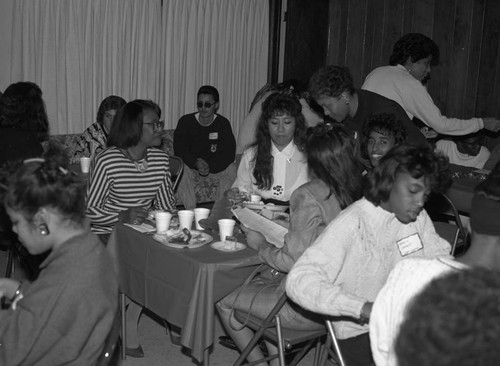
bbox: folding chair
[319,320,346,366]
[96,307,121,366]
[168,155,184,191]
[232,292,326,366]
[425,192,469,256]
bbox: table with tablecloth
[107,223,260,364]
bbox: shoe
[125,345,144,358]
[163,320,182,346]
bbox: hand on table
[483,117,500,132]
[225,188,248,205]
[0,278,21,300]
[119,206,149,225]
[240,224,269,251]
[196,158,210,177]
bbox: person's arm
[173,116,199,169]
[285,218,367,318]
[259,185,340,273]
[153,158,177,211]
[85,156,121,227]
[400,78,482,136]
[207,117,236,173]
[418,209,453,257]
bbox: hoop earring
[39,224,49,236]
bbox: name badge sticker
[209,132,218,140]
[397,233,423,257]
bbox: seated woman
[230,92,310,204]
[217,123,364,365]
[286,144,453,366]
[362,113,407,169]
[308,65,427,147]
[435,131,491,169]
[73,95,126,161]
[86,99,176,357]
[0,145,118,365]
[362,33,500,136]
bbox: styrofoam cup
[155,211,172,233]
[250,194,262,204]
[194,208,211,230]
[80,157,91,173]
[178,210,194,230]
[218,219,236,242]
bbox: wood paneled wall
[283,0,500,119]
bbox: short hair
[0,81,49,141]
[389,33,440,66]
[107,99,161,149]
[308,65,356,100]
[252,92,307,190]
[96,95,126,125]
[306,123,363,208]
[364,144,451,205]
[3,143,85,224]
[361,113,407,159]
[197,85,220,103]
[395,268,500,366]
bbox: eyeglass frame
[197,101,217,109]
[143,120,165,132]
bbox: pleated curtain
[9,0,269,135]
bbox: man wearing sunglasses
[174,85,236,209]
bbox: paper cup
[155,211,172,233]
[218,219,236,242]
[250,194,262,204]
[178,210,194,230]
[194,208,211,230]
[80,157,91,173]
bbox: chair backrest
[425,192,469,255]
[95,308,121,366]
[168,155,184,191]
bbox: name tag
[209,132,218,140]
[397,233,423,257]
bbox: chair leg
[120,293,127,360]
[275,315,286,366]
[326,321,346,366]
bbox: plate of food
[153,228,213,249]
[211,240,247,252]
[242,202,288,212]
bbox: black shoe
[125,345,144,358]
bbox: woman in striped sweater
[86,99,176,357]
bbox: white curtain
[160,0,269,132]
[8,0,268,136]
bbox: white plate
[243,202,288,212]
[211,241,247,252]
[153,230,213,249]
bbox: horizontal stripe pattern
[86,146,176,233]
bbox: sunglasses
[197,102,216,109]
[143,120,165,132]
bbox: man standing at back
[174,85,236,209]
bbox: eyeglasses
[197,102,216,109]
[144,120,165,132]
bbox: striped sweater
[86,146,176,234]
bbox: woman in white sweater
[286,144,453,366]
[362,33,500,136]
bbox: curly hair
[3,142,85,224]
[308,65,356,100]
[395,268,500,366]
[107,99,161,149]
[0,81,49,141]
[361,113,407,160]
[306,123,363,208]
[252,92,307,190]
[364,144,451,205]
[96,95,126,126]
[389,33,440,66]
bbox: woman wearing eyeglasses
[86,99,175,357]
[174,85,236,209]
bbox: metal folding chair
[320,320,346,366]
[168,155,184,191]
[232,292,326,366]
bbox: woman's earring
[344,99,349,105]
[39,224,50,236]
